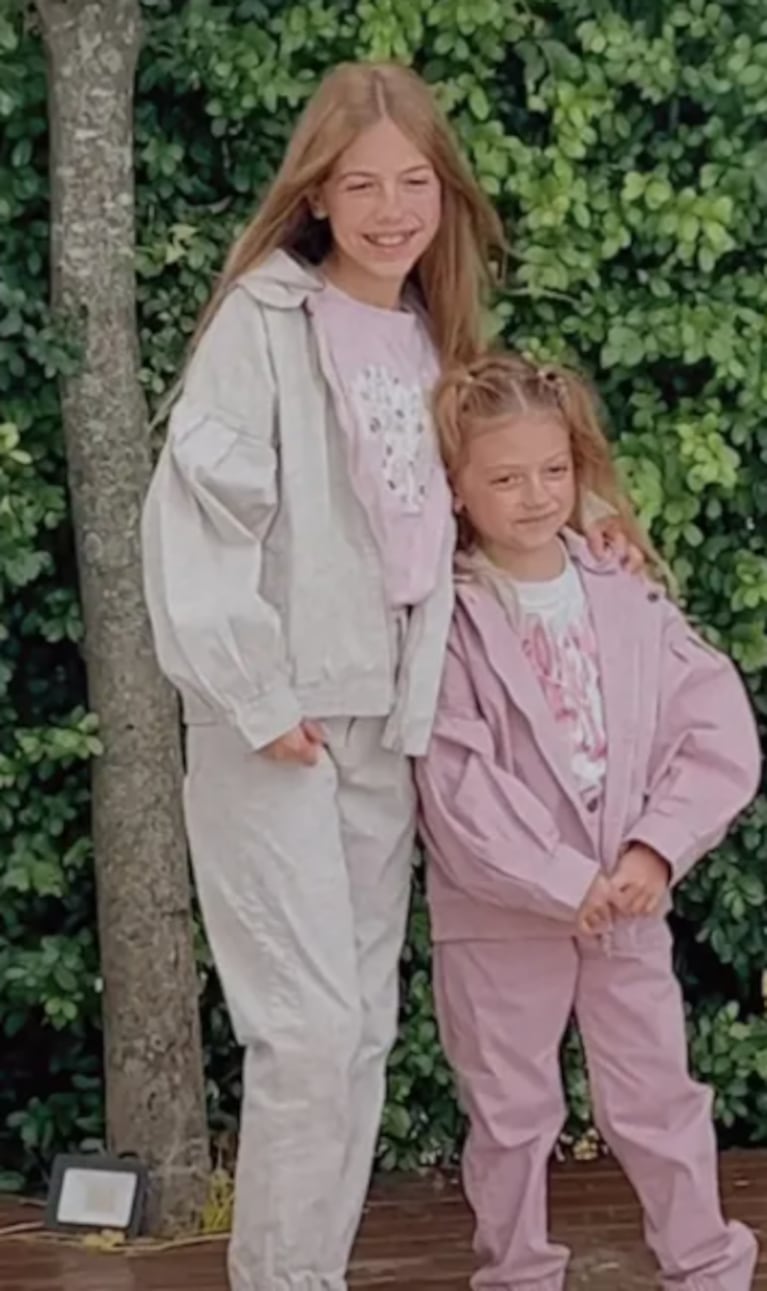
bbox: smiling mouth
[363,232,419,249]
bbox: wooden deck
[1,1152,765,1289]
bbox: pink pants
[434,920,757,1291]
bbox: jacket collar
[454,536,640,853]
[455,528,622,589]
[236,249,426,318]
[237,250,323,310]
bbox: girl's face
[317,117,442,306]
[454,411,577,570]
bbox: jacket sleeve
[141,285,302,751]
[626,599,761,884]
[414,632,601,922]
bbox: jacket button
[586,799,599,813]
[647,590,660,602]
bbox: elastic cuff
[546,845,602,919]
[625,813,699,885]
[659,1220,758,1291]
[234,684,303,752]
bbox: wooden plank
[0,1152,764,1289]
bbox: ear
[309,187,327,220]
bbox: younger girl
[142,63,640,1291]
[417,354,760,1291]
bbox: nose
[522,474,549,508]
[375,181,405,222]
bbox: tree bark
[34,0,210,1234]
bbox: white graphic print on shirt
[485,552,608,801]
[350,363,434,514]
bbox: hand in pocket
[262,721,326,766]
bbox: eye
[546,464,570,478]
[491,473,522,488]
[406,176,430,188]
[345,181,374,193]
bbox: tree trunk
[34,0,210,1234]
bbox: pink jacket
[416,536,761,942]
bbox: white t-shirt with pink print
[484,549,608,803]
[308,280,452,609]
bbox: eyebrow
[487,452,571,471]
[336,164,434,181]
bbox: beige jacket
[141,251,455,756]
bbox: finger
[614,881,643,914]
[612,877,640,896]
[586,918,608,936]
[624,544,645,574]
[607,883,626,910]
[577,909,598,934]
[586,526,608,560]
[609,883,634,914]
[302,720,326,744]
[280,735,316,765]
[626,889,649,916]
[633,889,652,915]
[610,531,630,563]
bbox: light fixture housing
[44,1153,147,1237]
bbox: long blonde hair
[434,352,665,579]
[192,62,505,366]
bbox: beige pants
[184,717,416,1291]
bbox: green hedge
[2,0,767,1191]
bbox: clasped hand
[577,844,671,936]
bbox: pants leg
[184,723,362,1291]
[433,937,579,1291]
[331,718,417,1268]
[576,920,758,1291]
[184,718,416,1290]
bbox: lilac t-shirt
[308,281,452,608]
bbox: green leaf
[468,86,490,121]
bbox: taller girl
[141,62,635,1291]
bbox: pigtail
[551,366,670,588]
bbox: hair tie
[537,365,567,405]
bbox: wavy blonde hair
[190,61,505,366]
[434,352,665,579]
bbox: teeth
[366,234,412,247]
